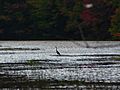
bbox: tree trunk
[78,24,90,48]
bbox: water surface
[0,41,120,89]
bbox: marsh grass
[26,60,40,66]
[1,60,120,89]
[1,75,120,89]
[112,56,120,61]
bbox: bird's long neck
[56,47,57,51]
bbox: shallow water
[0,41,120,89]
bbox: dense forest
[0,0,120,40]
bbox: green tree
[27,0,60,39]
[106,0,120,40]
[109,8,120,40]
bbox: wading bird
[55,47,61,56]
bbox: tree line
[0,0,119,40]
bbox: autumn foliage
[80,9,97,24]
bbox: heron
[55,47,61,56]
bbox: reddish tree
[81,0,97,24]
[113,33,120,37]
[83,0,92,4]
[80,9,97,24]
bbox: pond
[0,41,120,89]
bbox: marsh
[0,41,120,89]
